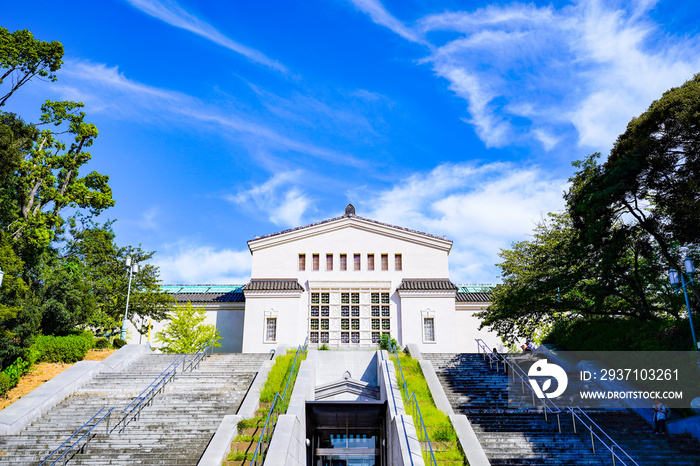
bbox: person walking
[652,399,669,434]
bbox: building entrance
[306,402,386,466]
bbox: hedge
[33,334,93,363]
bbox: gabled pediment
[315,377,381,401]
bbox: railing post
[590,426,595,453]
[572,410,576,433]
[556,413,561,433]
[611,445,616,465]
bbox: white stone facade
[148,207,503,353]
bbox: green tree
[155,302,221,353]
[567,74,700,304]
[0,27,63,107]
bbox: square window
[341,332,349,344]
[340,254,347,271]
[310,319,319,330]
[341,306,349,317]
[310,332,319,343]
[326,253,333,271]
[321,306,329,317]
[381,254,388,271]
[395,254,402,271]
[372,319,380,330]
[351,332,360,344]
[382,319,390,330]
[321,319,329,330]
[351,306,359,317]
[354,254,361,271]
[371,306,379,317]
[311,293,319,304]
[265,318,277,342]
[423,318,435,342]
[313,254,319,271]
[311,306,319,317]
[321,293,330,304]
[351,319,359,330]
[351,293,360,304]
[299,254,306,271]
[367,254,374,271]
[341,319,349,330]
[321,332,329,343]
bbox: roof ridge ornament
[345,203,355,216]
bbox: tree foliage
[480,75,700,346]
[155,302,221,354]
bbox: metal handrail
[475,339,562,418]
[250,337,308,465]
[474,339,639,465]
[568,406,640,466]
[387,340,437,466]
[182,338,215,372]
[110,353,186,433]
[384,359,415,466]
[39,406,115,466]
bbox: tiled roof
[397,279,458,291]
[243,279,304,291]
[161,285,245,303]
[249,213,451,244]
[455,284,495,303]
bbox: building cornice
[248,216,452,253]
[308,280,392,290]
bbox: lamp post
[669,256,698,350]
[120,256,139,341]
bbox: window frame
[381,254,389,271]
[265,317,277,343]
[394,253,402,271]
[299,253,306,271]
[312,254,320,271]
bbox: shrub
[94,338,109,349]
[0,373,10,397]
[34,334,92,363]
[318,344,330,351]
[112,338,127,349]
[379,334,399,351]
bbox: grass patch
[259,349,305,402]
[395,354,467,464]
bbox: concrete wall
[242,293,303,353]
[399,292,460,353]
[0,344,149,435]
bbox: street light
[669,256,697,350]
[120,256,139,341]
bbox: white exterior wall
[241,291,304,353]
[455,304,505,352]
[398,292,460,353]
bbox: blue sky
[3,0,699,284]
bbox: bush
[0,373,10,397]
[112,338,127,349]
[34,334,92,363]
[379,334,399,351]
[94,338,109,349]
[544,316,694,351]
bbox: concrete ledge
[197,414,242,466]
[418,360,454,417]
[0,344,149,435]
[451,414,492,466]
[238,359,274,418]
[407,343,423,361]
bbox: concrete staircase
[425,353,700,466]
[0,352,270,466]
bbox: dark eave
[243,279,304,291]
[397,279,458,291]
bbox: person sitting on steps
[653,398,669,434]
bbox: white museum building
[150,204,500,353]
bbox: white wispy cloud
[359,162,567,283]
[348,0,426,44]
[124,0,287,73]
[55,60,361,167]
[153,242,251,284]
[360,0,700,151]
[226,170,312,228]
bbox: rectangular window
[351,319,360,330]
[351,293,360,304]
[423,318,435,342]
[312,254,320,271]
[311,293,319,304]
[372,319,380,330]
[310,319,319,330]
[321,319,329,330]
[351,306,360,317]
[340,254,347,271]
[382,319,390,330]
[341,306,349,317]
[311,306,319,317]
[372,332,380,343]
[367,254,374,271]
[395,254,402,271]
[381,254,389,271]
[266,318,277,342]
[310,332,319,344]
[321,306,329,317]
[371,293,379,304]
[371,306,379,317]
[381,293,389,304]
[321,293,330,304]
[321,332,329,343]
[341,293,349,304]
[341,319,349,330]
[381,306,390,317]
[354,254,361,271]
[351,332,360,343]
[341,332,350,344]
[326,254,333,271]
[299,254,306,271]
